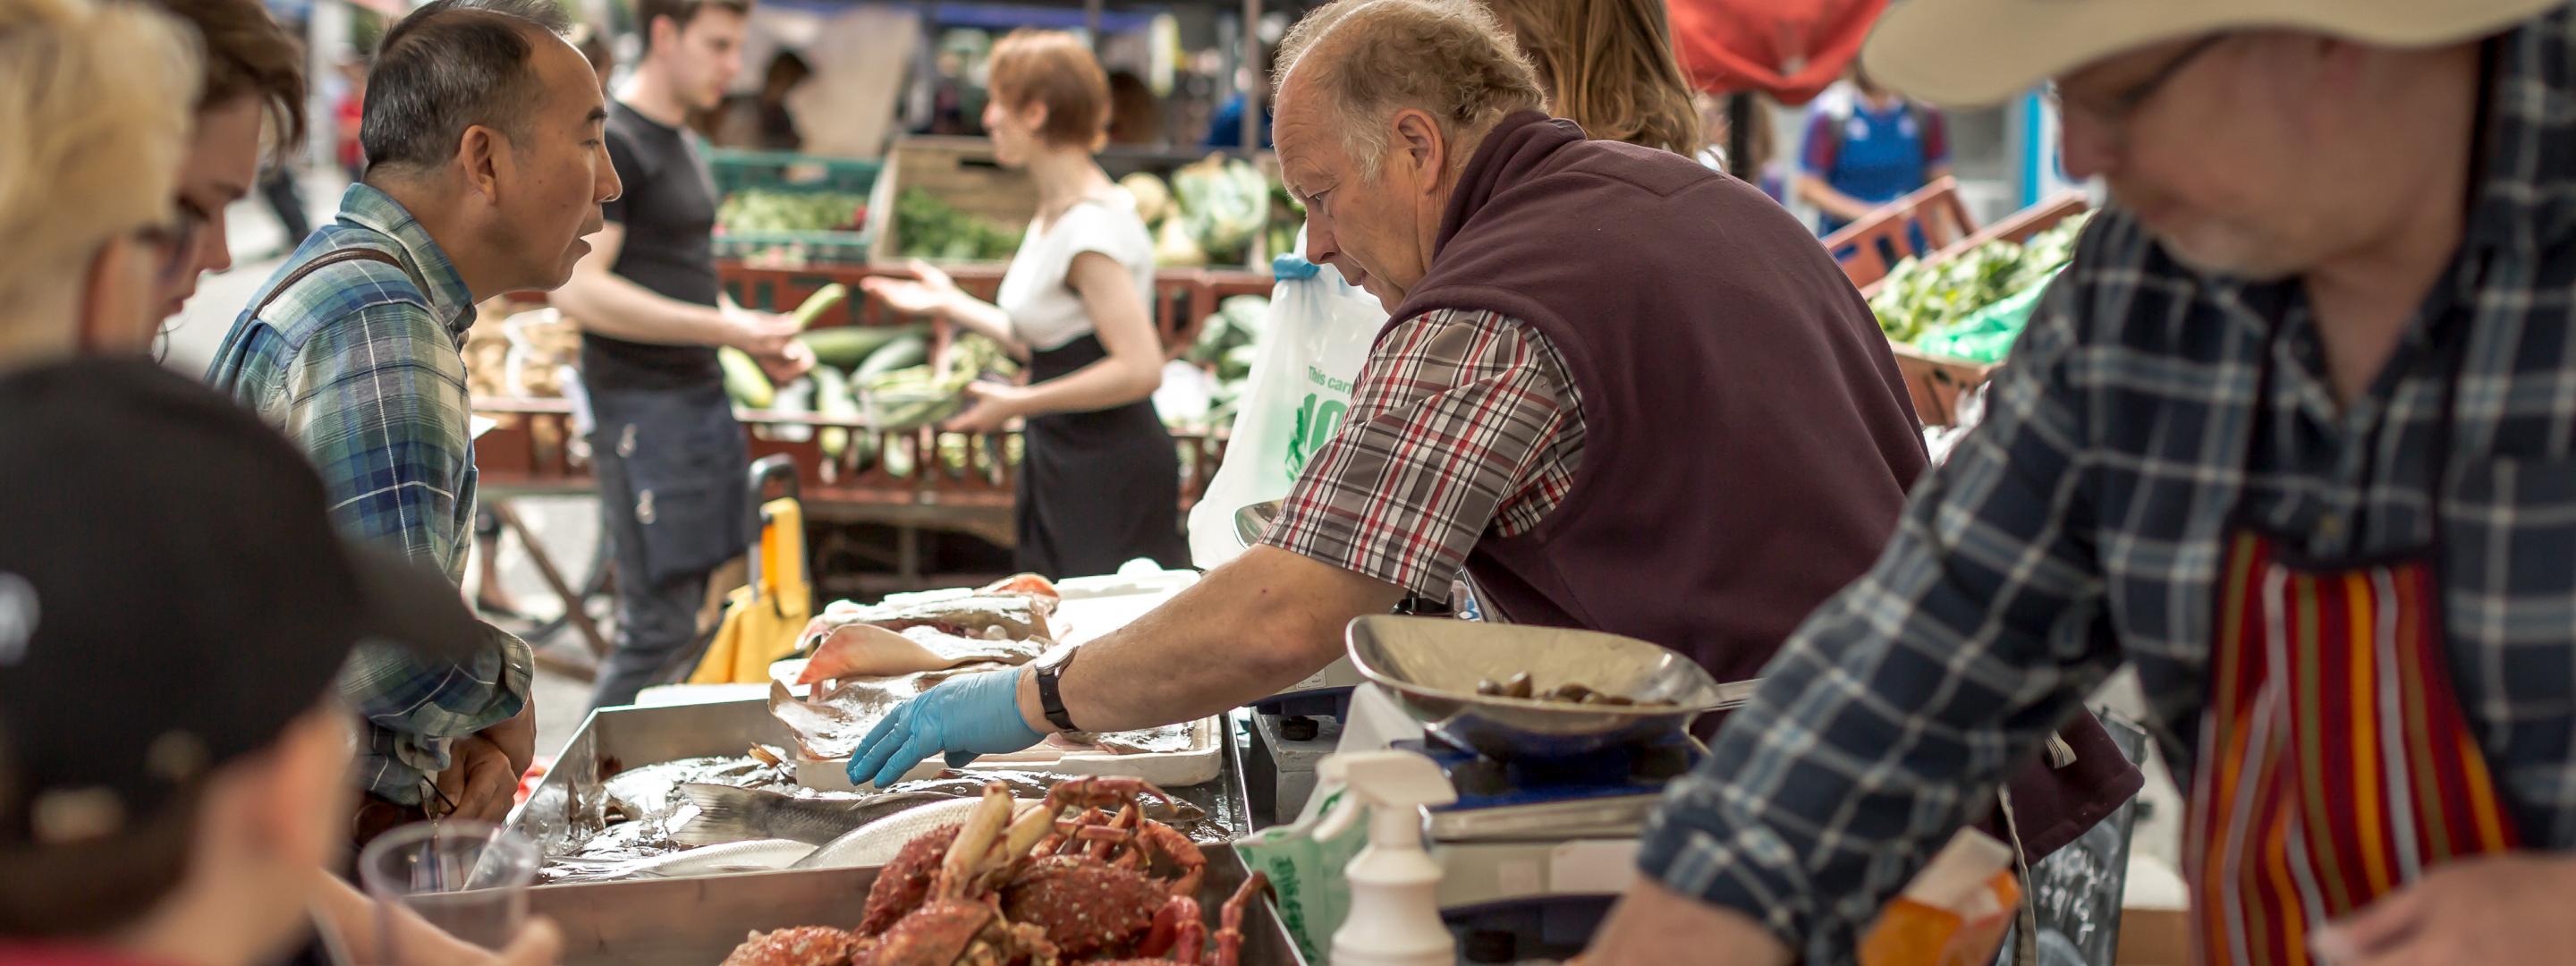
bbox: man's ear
[460,124,506,205]
[650,14,679,56]
[1389,108,1445,194]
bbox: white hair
[1275,0,1546,180]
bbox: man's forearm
[555,269,738,348]
[1798,176,1879,224]
[1013,547,1401,733]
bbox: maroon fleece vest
[1391,112,1926,683]
[1387,113,2140,860]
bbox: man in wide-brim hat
[1585,1,2576,963]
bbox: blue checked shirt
[206,184,531,807]
[1643,13,2576,961]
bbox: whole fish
[673,784,959,847]
[600,754,788,824]
[551,837,817,879]
[790,796,1040,870]
[884,771,1209,826]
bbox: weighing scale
[1338,615,1760,962]
[1232,499,1449,824]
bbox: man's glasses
[132,198,209,285]
[2046,35,2227,139]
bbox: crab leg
[934,783,1015,900]
[1093,803,1143,862]
[1214,873,1269,966]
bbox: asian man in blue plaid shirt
[205,0,621,837]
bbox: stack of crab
[719,777,1267,966]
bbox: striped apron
[2186,336,2518,966]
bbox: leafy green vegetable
[894,189,1021,262]
[1868,212,2093,344]
[718,190,869,234]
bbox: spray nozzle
[1312,750,1456,844]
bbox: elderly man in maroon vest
[841,0,2137,863]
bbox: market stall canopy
[1668,0,1884,104]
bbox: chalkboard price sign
[2017,714,2148,966]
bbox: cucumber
[853,333,932,382]
[786,284,848,330]
[797,322,928,369]
[813,366,858,459]
[718,347,775,408]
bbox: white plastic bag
[1186,242,1387,567]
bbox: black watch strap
[1036,651,1079,733]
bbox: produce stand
[1824,176,1978,291]
[709,149,884,265]
[1849,190,2092,428]
[513,697,1292,965]
[866,136,1285,273]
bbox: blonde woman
[1484,0,1702,156]
[0,0,199,369]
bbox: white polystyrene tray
[780,568,1219,791]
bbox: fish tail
[672,783,775,846]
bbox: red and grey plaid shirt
[1258,308,1583,597]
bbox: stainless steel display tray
[512,699,1285,964]
[508,697,1255,874]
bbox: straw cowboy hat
[1862,0,2566,106]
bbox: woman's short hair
[987,29,1112,150]
[0,0,198,319]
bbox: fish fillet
[796,623,1047,683]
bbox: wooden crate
[867,136,1036,267]
[1872,191,2093,427]
[1825,176,1978,291]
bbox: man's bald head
[1273,0,1545,180]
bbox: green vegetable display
[1868,212,2093,346]
[786,284,847,329]
[813,366,857,459]
[894,189,1021,262]
[718,347,774,408]
[717,190,869,234]
[852,332,932,382]
[797,323,929,369]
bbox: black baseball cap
[0,359,479,846]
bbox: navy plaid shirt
[1643,13,2576,960]
[206,185,531,806]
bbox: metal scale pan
[1345,615,1757,759]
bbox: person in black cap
[0,358,559,966]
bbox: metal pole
[1239,0,1260,153]
[1725,92,1754,178]
[1084,0,1102,46]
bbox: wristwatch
[1031,647,1080,733]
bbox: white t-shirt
[996,192,1157,352]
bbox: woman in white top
[861,30,1184,578]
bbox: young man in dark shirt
[553,0,809,709]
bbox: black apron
[1014,334,1187,577]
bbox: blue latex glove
[844,669,1046,788]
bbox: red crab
[857,782,1060,966]
[1086,874,1269,966]
[861,776,1208,962]
[719,926,868,966]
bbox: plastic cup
[359,822,538,958]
